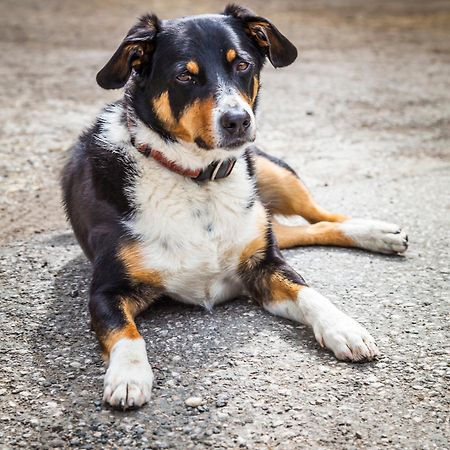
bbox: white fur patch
[340,219,408,254]
[264,287,379,361]
[103,338,154,409]
[127,153,264,307]
[96,103,130,151]
[98,103,264,308]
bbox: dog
[62,4,408,410]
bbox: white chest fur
[126,155,263,307]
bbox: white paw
[341,219,408,254]
[103,338,153,409]
[313,312,379,362]
[266,287,380,362]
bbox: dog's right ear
[96,14,160,90]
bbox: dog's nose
[220,110,251,136]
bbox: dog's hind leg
[238,220,379,361]
[254,148,347,223]
[253,148,408,254]
[89,237,164,410]
[272,219,408,254]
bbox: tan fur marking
[178,97,215,147]
[240,233,266,267]
[255,156,348,223]
[273,220,355,250]
[153,91,174,127]
[102,298,141,356]
[186,60,200,75]
[270,273,304,302]
[240,76,259,109]
[239,212,269,268]
[103,323,140,355]
[153,91,215,147]
[252,76,259,104]
[226,49,237,63]
[240,91,252,107]
[119,242,164,287]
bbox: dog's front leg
[264,285,379,361]
[88,243,165,410]
[89,283,155,409]
[239,237,379,361]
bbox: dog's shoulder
[62,101,139,221]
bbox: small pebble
[185,396,204,407]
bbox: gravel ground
[1,0,449,449]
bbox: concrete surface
[1,0,449,448]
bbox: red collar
[124,101,236,182]
[135,142,236,182]
[134,143,203,178]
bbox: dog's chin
[192,134,255,153]
[218,135,255,151]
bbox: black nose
[220,110,251,136]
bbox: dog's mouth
[194,136,252,151]
[223,138,254,149]
[218,133,256,150]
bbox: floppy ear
[224,4,297,68]
[96,14,160,89]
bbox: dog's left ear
[224,4,297,68]
[96,14,160,89]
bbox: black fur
[62,106,138,259]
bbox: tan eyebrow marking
[226,49,237,63]
[252,75,259,104]
[186,60,200,74]
[239,75,260,108]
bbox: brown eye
[176,72,192,83]
[236,61,250,72]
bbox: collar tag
[210,161,223,181]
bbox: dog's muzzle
[219,108,254,148]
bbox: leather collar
[124,100,236,182]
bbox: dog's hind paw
[340,219,408,254]
[103,338,153,409]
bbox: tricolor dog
[62,4,408,409]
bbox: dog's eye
[236,61,250,72]
[176,72,192,83]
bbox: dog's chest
[127,158,261,306]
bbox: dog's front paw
[103,338,153,409]
[341,219,408,254]
[313,313,379,362]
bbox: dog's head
[97,4,297,151]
